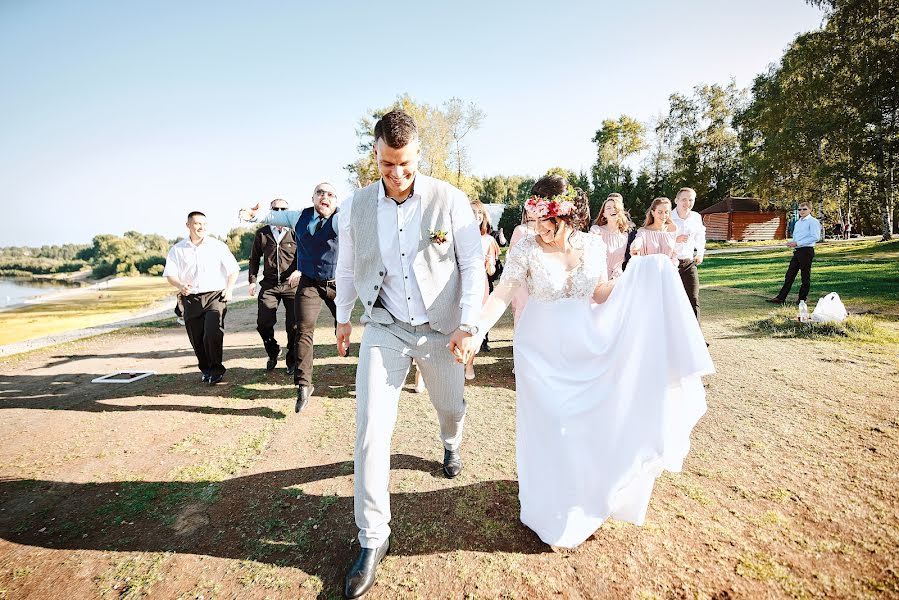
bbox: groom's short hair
[374,110,418,149]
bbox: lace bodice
[501,231,608,302]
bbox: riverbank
[0,277,177,348]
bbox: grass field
[701,238,899,314]
[0,277,174,346]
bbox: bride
[459,175,713,548]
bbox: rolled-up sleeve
[449,190,486,326]
[335,195,357,324]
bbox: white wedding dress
[476,231,713,548]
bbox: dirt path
[0,291,897,599]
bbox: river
[0,278,77,308]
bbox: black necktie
[315,218,325,234]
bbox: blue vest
[295,207,339,280]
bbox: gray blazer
[348,175,481,334]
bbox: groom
[334,109,484,598]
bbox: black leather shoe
[208,373,224,385]
[443,448,462,478]
[344,538,390,599]
[286,364,296,376]
[266,347,282,371]
[765,297,786,304]
[295,385,313,413]
[201,373,211,383]
[480,338,491,353]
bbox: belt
[301,274,336,284]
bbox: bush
[147,264,165,276]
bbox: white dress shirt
[672,210,706,261]
[162,237,239,293]
[336,177,483,327]
[271,225,288,244]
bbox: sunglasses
[271,207,287,211]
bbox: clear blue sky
[0,0,824,246]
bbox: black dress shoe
[266,347,282,371]
[344,538,390,599]
[443,447,462,478]
[286,364,296,376]
[201,373,211,383]
[208,373,224,385]
[480,338,491,353]
[295,385,314,413]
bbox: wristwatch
[458,324,479,335]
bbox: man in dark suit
[248,198,299,372]
[239,183,340,413]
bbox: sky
[0,0,825,247]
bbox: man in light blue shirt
[767,202,822,304]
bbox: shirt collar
[378,174,425,204]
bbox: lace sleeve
[475,240,529,336]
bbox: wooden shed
[700,197,787,241]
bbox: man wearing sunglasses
[248,198,299,373]
[767,201,821,304]
[239,183,340,413]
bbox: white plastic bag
[811,292,848,323]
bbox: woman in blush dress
[630,197,679,266]
[457,175,713,548]
[589,193,633,280]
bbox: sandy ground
[0,289,897,599]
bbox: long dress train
[477,231,713,548]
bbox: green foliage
[738,0,899,239]
[226,226,259,261]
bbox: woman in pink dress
[630,197,679,265]
[589,193,632,280]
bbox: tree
[592,116,646,190]
[444,97,486,186]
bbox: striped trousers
[354,319,466,548]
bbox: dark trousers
[777,247,815,301]
[182,291,228,377]
[256,282,297,365]
[293,275,337,387]
[678,259,700,321]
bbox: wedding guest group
[247,197,298,373]
[163,211,239,385]
[239,182,341,413]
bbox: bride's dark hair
[531,175,589,232]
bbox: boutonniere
[429,229,448,245]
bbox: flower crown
[524,186,578,219]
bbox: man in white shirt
[672,187,706,321]
[163,211,240,385]
[767,201,822,304]
[334,110,484,598]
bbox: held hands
[787,241,797,248]
[179,283,193,296]
[238,202,261,222]
[287,271,302,287]
[694,256,703,266]
[248,283,256,297]
[221,289,233,303]
[448,328,476,364]
[336,322,352,357]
